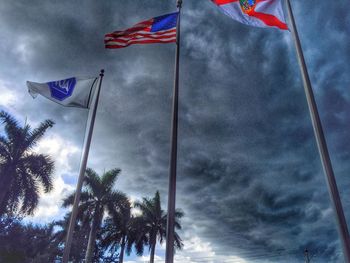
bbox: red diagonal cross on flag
[212,0,288,30]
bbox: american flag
[105,12,178,49]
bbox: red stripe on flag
[117,26,152,35]
[106,29,177,38]
[105,29,176,42]
[249,11,288,30]
[129,20,153,29]
[110,21,153,36]
[107,38,176,45]
[104,27,177,47]
[105,38,176,49]
[213,0,238,5]
[105,34,177,44]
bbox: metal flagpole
[165,1,182,263]
[62,69,105,263]
[285,1,350,262]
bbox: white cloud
[28,176,74,222]
[124,255,154,263]
[123,235,247,263]
[0,80,20,108]
[34,133,80,172]
[174,236,248,263]
[28,133,81,223]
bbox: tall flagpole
[62,69,105,263]
[165,1,182,263]
[286,1,350,262]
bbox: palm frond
[174,232,183,250]
[174,209,184,230]
[18,169,40,215]
[175,209,184,219]
[84,168,102,196]
[101,168,121,191]
[62,192,76,207]
[5,186,21,214]
[0,135,10,160]
[100,217,123,249]
[105,191,128,206]
[62,191,92,208]
[85,167,99,179]
[22,153,54,192]
[128,217,149,256]
[26,119,54,149]
[134,197,156,220]
[0,111,21,143]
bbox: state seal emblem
[240,0,256,14]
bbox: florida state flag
[211,0,288,30]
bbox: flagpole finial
[100,69,105,77]
[177,0,182,8]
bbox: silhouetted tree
[101,200,148,263]
[62,168,128,263]
[0,111,54,215]
[134,191,184,263]
[51,213,91,262]
[0,216,59,263]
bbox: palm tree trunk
[0,188,7,214]
[0,170,11,215]
[149,240,156,263]
[118,235,126,263]
[85,207,101,263]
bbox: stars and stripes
[212,0,288,30]
[105,12,178,49]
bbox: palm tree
[51,213,91,262]
[0,111,54,216]
[0,216,60,263]
[135,191,184,263]
[101,203,148,263]
[62,167,128,263]
[101,200,132,263]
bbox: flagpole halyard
[285,1,350,262]
[62,69,105,263]
[165,1,182,263]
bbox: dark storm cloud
[175,1,349,262]
[0,0,350,262]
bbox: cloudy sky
[1,0,350,262]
